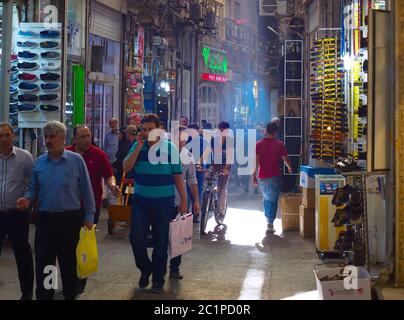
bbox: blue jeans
[130,201,173,284]
[258,177,281,225]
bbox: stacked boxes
[281,193,302,231]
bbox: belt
[38,210,82,217]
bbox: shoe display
[18,104,37,112]
[17,41,38,49]
[19,82,39,92]
[40,104,59,112]
[41,83,60,91]
[41,51,60,59]
[40,30,60,38]
[18,72,38,82]
[19,30,38,37]
[18,94,38,102]
[39,94,59,101]
[40,72,60,81]
[41,61,61,71]
[18,51,38,60]
[17,62,38,71]
[40,41,59,49]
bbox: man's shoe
[20,292,33,300]
[151,282,164,294]
[169,270,184,280]
[267,224,275,233]
[78,279,87,294]
[138,274,150,289]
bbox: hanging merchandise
[310,35,347,162]
[126,65,145,123]
[16,23,62,128]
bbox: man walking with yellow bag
[17,121,95,300]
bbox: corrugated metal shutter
[90,1,123,42]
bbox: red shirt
[256,138,288,179]
[66,144,114,209]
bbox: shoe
[18,73,38,82]
[19,30,38,37]
[17,62,38,71]
[40,104,59,112]
[10,54,18,63]
[20,293,33,301]
[18,104,37,112]
[267,224,275,233]
[10,73,18,83]
[10,97,18,105]
[11,66,18,74]
[39,94,59,101]
[18,94,38,102]
[10,87,18,95]
[151,282,164,294]
[18,51,38,60]
[78,279,87,294]
[17,41,38,49]
[19,82,39,92]
[40,41,59,49]
[40,72,60,81]
[9,104,18,115]
[138,274,150,289]
[169,270,184,280]
[40,30,60,38]
[41,61,61,71]
[41,51,60,59]
[41,83,60,91]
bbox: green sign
[202,47,228,75]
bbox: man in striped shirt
[123,114,187,294]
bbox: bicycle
[200,167,228,235]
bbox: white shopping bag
[169,213,193,259]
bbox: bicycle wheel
[214,194,228,225]
[200,192,212,235]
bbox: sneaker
[41,51,60,59]
[151,282,164,294]
[10,87,18,95]
[10,97,18,105]
[40,104,59,112]
[18,94,38,102]
[18,51,38,60]
[19,30,38,37]
[17,62,38,71]
[40,41,59,49]
[18,72,38,82]
[11,66,18,74]
[138,274,150,289]
[9,104,18,115]
[41,83,60,91]
[41,61,61,71]
[17,41,38,49]
[19,82,39,92]
[40,72,60,81]
[40,30,60,38]
[20,293,33,301]
[10,54,18,63]
[266,224,275,233]
[18,104,37,112]
[39,94,58,101]
[10,73,18,83]
[169,270,184,280]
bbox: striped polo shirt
[128,139,182,206]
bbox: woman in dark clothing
[113,126,131,185]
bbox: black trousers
[0,210,34,295]
[35,211,83,300]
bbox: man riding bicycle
[207,121,233,222]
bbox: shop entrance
[199,84,218,128]
[86,74,114,148]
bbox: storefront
[301,0,396,284]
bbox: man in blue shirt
[17,121,95,300]
[123,114,187,294]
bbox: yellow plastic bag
[76,226,98,279]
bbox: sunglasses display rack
[310,36,347,162]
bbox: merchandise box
[300,166,336,189]
[302,187,315,209]
[281,193,301,232]
[314,266,371,300]
[299,205,315,238]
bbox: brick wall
[395,0,404,286]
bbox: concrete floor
[0,186,323,300]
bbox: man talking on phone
[123,114,187,294]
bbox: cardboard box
[302,188,316,209]
[300,166,336,189]
[299,205,315,238]
[281,193,302,231]
[314,266,371,300]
